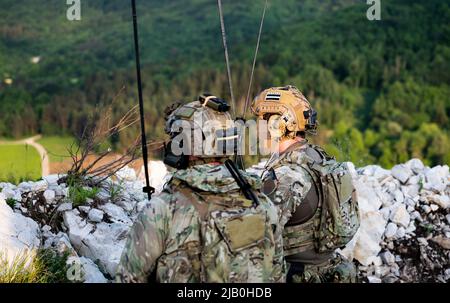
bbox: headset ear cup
[163,141,189,169]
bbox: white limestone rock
[428,194,450,209]
[57,203,73,212]
[389,204,410,228]
[384,223,398,238]
[380,251,396,265]
[0,198,40,263]
[99,203,132,226]
[405,159,425,174]
[43,189,56,204]
[31,180,48,192]
[78,222,129,277]
[88,209,104,223]
[63,210,94,250]
[67,256,108,283]
[391,164,413,184]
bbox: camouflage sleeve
[273,165,312,227]
[115,196,171,283]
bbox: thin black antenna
[131,0,154,200]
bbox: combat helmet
[251,85,318,139]
[163,94,238,169]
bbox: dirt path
[0,135,50,177]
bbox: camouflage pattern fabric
[261,143,358,283]
[289,255,358,283]
[115,163,285,283]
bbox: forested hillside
[0,0,449,167]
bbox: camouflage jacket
[115,163,285,283]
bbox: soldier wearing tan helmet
[251,85,360,283]
[116,94,285,283]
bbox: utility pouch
[213,212,266,253]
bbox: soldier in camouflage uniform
[116,95,285,283]
[251,85,360,283]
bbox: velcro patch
[265,93,281,101]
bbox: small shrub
[109,181,123,202]
[35,249,71,283]
[69,185,99,207]
[5,198,17,209]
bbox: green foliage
[5,198,17,209]
[69,185,99,207]
[108,181,123,202]
[0,249,70,283]
[35,249,71,283]
[0,0,449,167]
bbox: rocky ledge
[0,159,448,283]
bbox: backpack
[301,145,360,253]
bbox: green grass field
[0,144,41,183]
[37,136,77,163]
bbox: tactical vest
[158,178,284,283]
[265,144,360,265]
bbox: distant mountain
[0,0,449,167]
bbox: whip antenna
[217,0,236,117]
[131,0,154,200]
[243,0,269,117]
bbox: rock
[78,206,91,214]
[43,189,56,204]
[428,194,450,209]
[424,165,449,185]
[345,162,358,179]
[431,236,450,250]
[57,203,73,212]
[391,164,412,184]
[367,276,382,283]
[67,256,108,283]
[99,203,132,226]
[389,204,410,228]
[380,251,395,265]
[18,182,32,192]
[444,268,450,281]
[353,180,383,212]
[115,166,137,182]
[348,211,387,266]
[382,274,399,283]
[88,209,104,223]
[394,190,404,203]
[430,204,439,212]
[417,237,428,246]
[395,227,406,239]
[63,210,94,250]
[31,180,48,192]
[359,165,391,180]
[406,224,416,234]
[0,198,40,263]
[43,175,60,187]
[379,207,390,221]
[384,223,398,238]
[421,205,431,214]
[1,187,16,199]
[405,198,416,207]
[44,232,76,256]
[78,222,129,276]
[405,159,425,174]
[446,214,450,225]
